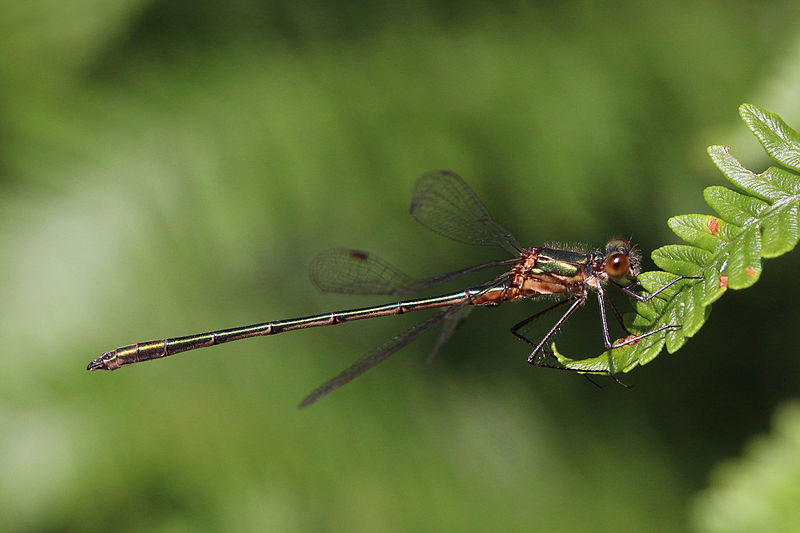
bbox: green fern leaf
[551,104,800,375]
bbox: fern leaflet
[552,104,800,374]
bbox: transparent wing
[310,249,417,295]
[298,308,454,408]
[298,273,510,408]
[426,306,473,363]
[310,248,518,296]
[410,170,521,255]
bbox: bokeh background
[2,1,800,531]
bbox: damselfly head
[603,238,640,279]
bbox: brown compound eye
[605,253,630,278]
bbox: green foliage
[553,104,800,373]
[691,401,800,533]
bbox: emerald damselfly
[88,171,692,407]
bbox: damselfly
[88,171,693,407]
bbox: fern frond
[552,104,800,374]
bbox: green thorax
[533,247,590,277]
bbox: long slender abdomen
[87,287,507,371]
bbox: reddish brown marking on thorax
[471,286,520,306]
[508,250,540,296]
[507,249,587,299]
[745,267,757,277]
[718,274,729,288]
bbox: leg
[600,283,684,349]
[510,297,574,346]
[511,294,632,387]
[515,292,631,386]
[595,285,677,350]
[511,296,590,370]
[609,323,683,348]
[613,275,702,303]
[596,285,614,349]
[605,297,630,335]
[606,275,703,348]
[522,295,586,364]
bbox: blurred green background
[2,1,800,531]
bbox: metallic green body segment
[534,248,588,277]
[92,287,507,370]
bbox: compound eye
[605,253,630,278]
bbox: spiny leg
[606,274,704,348]
[511,292,631,386]
[511,296,581,369]
[510,297,574,345]
[511,297,604,377]
[599,284,684,349]
[596,285,615,350]
[588,286,634,387]
[519,276,703,387]
[608,324,684,349]
[614,275,702,302]
[520,295,586,365]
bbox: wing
[298,308,454,408]
[409,170,521,255]
[298,273,511,408]
[310,248,517,296]
[310,249,417,295]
